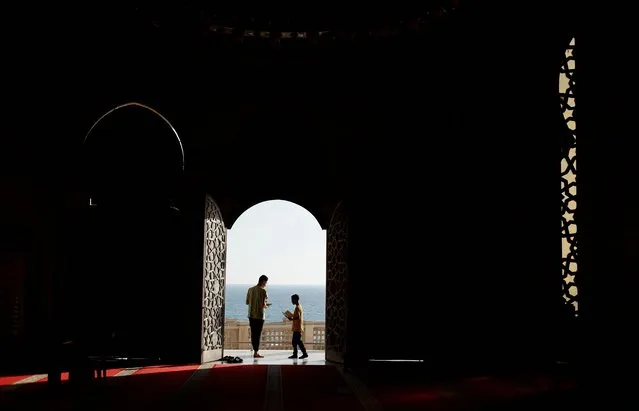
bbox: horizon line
[226,283,325,286]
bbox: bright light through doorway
[226,200,326,286]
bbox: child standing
[285,294,308,359]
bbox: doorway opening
[223,200,327,364]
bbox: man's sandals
[221,356,244,364]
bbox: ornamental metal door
[325,201,349,364]
[201,195,227,363]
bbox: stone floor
[217,350,325,365]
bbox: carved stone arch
[201,194,227,363]
[559,37,578,315]
[325,200,349,364]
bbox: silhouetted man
[246,275,270,358]
[285,294,308,359]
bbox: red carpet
[4,365,574,411]
[99,365,200,411]
[42,372,69,382]
[0,374,34,385]
[179,364,267,410]
[281,365,366,411]
[0,365,199,411]
[3,365,364,411]
[365,374,577,411]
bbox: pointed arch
[83,102,185,171]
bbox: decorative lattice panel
[201,195,227,362]
[560,38,578,314]
[325,201,349,363]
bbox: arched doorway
[222,200,326,360]
[201,198,348,364]
[66,102,185,362]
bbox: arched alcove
[64,102,188,362]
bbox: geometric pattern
[325,201,349,364]
[201,194,227,362]
[559,37,578,315]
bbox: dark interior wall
[578,24,636,385]
[61,189,205,364]
[0,177,60,372]
[0,228,28,340]
[347,14,571,369]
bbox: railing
[224,319,325,350]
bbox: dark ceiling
[0,2,574,184]
[104,2,460,32]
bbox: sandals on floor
[221,356,243,364]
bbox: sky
[226,200,326,285]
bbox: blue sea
[224,284,325,322]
